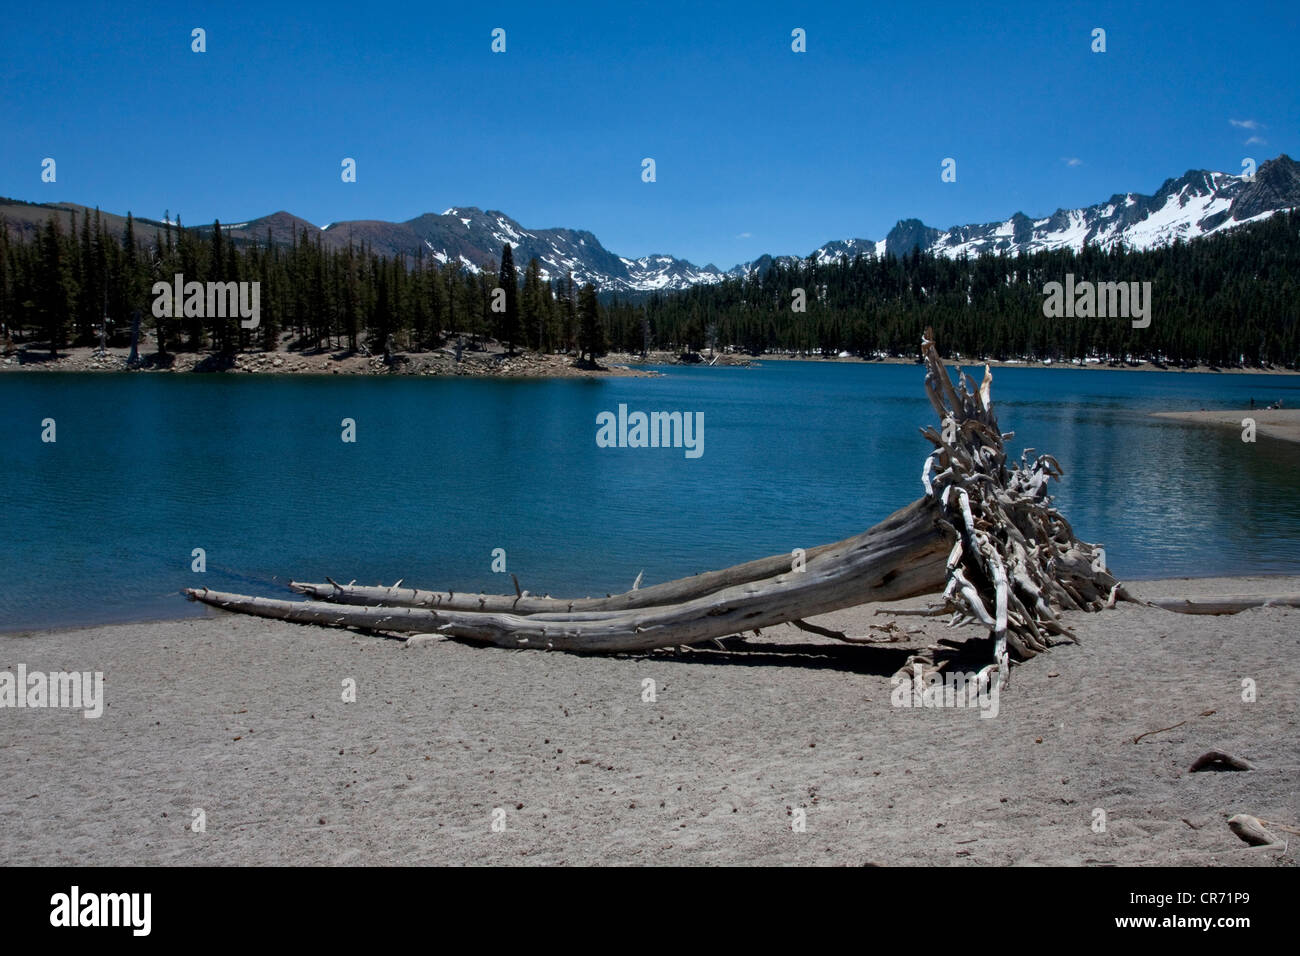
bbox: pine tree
[0,217,11,341]
[120,212,140,348]
[371,253,392,357]
[37,216,74,357]
[577,283,605,365]
[78,208,96,344]
[496,242,519,352]
[427,259,446,348]
[521,257,542,351]
[561,272,577,353]
[262,235,282,352]
[341,243,358,352]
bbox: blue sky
[2,0,1296,268]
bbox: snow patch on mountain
[237,157,1296,293]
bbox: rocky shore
[0,344,658,378]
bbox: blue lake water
[2,361,1299,632]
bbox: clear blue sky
[2,0,1295,268]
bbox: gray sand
[1153,408,1300,444]
[2,577,1297,866]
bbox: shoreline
[0,344,657,378]
[1152,408,1300,444]
[731,353,1300,375]
[4,344,1296,378]
[3,573,1296,866]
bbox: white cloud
[735,232,751,239]
[1245,135,1267,145]
[1062,157,1083,167]
[1230,118,1263,130]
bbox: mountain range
[4,154,1298,293]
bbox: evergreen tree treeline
[0,212,599,361]
[626,210,1300,367]
[2,208,1297,367]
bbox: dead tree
[186,329,1131,694]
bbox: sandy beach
[1153,408,1300,444]
[2,576,1296,866]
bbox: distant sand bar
[1152,408,1300,444]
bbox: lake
[3,361,1299,632]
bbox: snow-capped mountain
[202,207,732,293]
[916,156,1300,259]
[12,156,1294,293]
[413,154,1295,286]
[729,238,884,279]
[761,154,1299,272]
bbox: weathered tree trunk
[189,498,952,652]
[286,532,854,614]
[185,329,1132,692]
[1146,596,1300,615]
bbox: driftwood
[1227,814,1280,847]
[185,329,1133,691]
[186,498,951,653]
[1147,596,1300,615]
[1189,750,1253,772]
